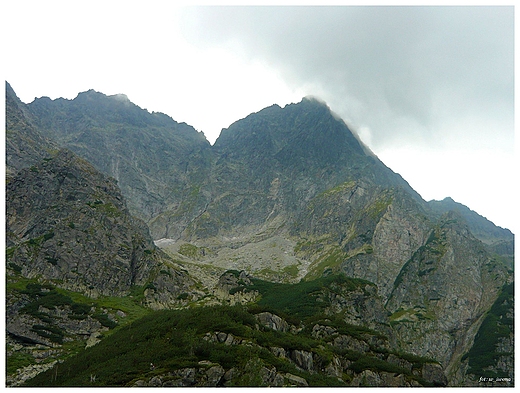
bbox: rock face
[452,282,514,386]
[23,92,422,241]
[256,312,290,332]
[6,149,160,296]
[5,82,59,175]
[25,88,212,225]
[386,216,510,363]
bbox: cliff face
[6,81,201,300]
[5,82,59,175]
[385,215,511,377]
[6,149,159,296]
[26,88,212,224]
[5,84,514,386]
[453,282,514,386]
[24,93,422,241]
[173,98,423,243]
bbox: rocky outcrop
[6,360,59,387]
[131,362,313,387]
[7,150,154,296]
[129,336,445,387]
[133,361,226,387]
[5,81,59,175]
[212,270,258,305]
[6,149,197,299]
[386,216,511,368]
[255,312,290,332]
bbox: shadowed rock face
[6,149,160,296]
[25,87,212,226]
[24,92,421,241]
[5,148,198,304]
[5,82,59,175]
[385,216,511,369]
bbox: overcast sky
[3,2,517,233]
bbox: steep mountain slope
[162,98,424,242]
[26,88,212,223]
[24,92,424,242]
[4,148,204,385]
[5,82,59,174]
[429,197,514,268]
[213,98,417,196]
[455,282,514,386]
[6,149,190,298]
[385,214,511,373]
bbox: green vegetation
[20,283,74,320]
[245,273,373,322]
[392,227,447,290]
[304,246,348,281]
[282,264,299,278]
[304,314,387,342]
[365,192,394,220]
[31,324,66,344]
[178,243,200,258]
[350,354,406,374]
[6,246,17,259]
[24,305,341,387]
[6,351,36,374]
[23,299,436,387]
[389,307,435,325]
[313,181,356,201]
[6,277,155,377]
[23,231,56,250]
[86,200,122,217]
[8,262,22,274]
[462,282,514,379]
[14,282,119,343]
[177,242,211,259]
[17,273,437,387]
[294,235,329,254]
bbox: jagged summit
[213,95,370,170]
[213,94,422,207]
[18,85,422,238]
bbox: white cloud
[377,145,517,232]
[3,3,516,232]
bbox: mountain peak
[301,95,329,106]
[76,89,131,103]
[428,196,513,244]
[215,96,361,152]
